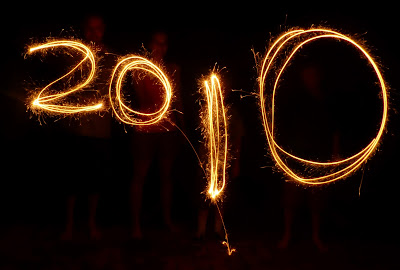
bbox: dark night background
[0,2,399,269]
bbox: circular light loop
[109,56,172,126]
[259,28,388,184]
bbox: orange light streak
[203,74,235,255]
[29,40,103,113]
[109,56,172,125]
[203,74,228,200]
[259,28,388,184]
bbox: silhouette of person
[277,64,334,252]
[61,14,113,241]
[129,31,183,239]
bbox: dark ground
[0,217,399,270]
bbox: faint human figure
[61,14,113,241]
[194,81,245,241]
[277,64,334,252]
[82,14,106,46]
[278,182,326,251]
[129,31,183,239]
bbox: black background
[1,2,399,267]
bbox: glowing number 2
[29,40,103,113]
[29,41,172,126]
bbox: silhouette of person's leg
[87,138,110,240]
[213,206,224,239]
[159,132,180,232]
[278,205,294,249]
[196,208,208,239]
[61,195,76,241]
[130,157,152,239]
[195,206,224,240]
[88,193,100,240]
[194,146,208,239]
[278,181,298,249]
[60,135,78,241]
[311,209,325,250]
[159,155,175,231]
[309,192,327,252]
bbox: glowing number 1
[203,74,228,200]
[29,40,103,113]
[203,74,235,255]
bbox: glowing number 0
[29,40,103,113]
[259,28,388,184]
[109,56,172,125]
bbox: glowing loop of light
[204,74,228,200]
[109,56,172,125]
[259,28,388,185]
[29,40,103,113]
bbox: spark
[203,74,235,255]
[108,56,172,125]
[28,40,103,113]
[259,28,388,184]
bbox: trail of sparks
[259,28,388,184]
[109,56,172,125]
[216,203,236,255]
[29,40,103,113]
[166,118,207,176]
[203,74,235,255]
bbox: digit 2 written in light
[28,40,172,124]
[28,40,103,113]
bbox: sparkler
[29,40,103,113]
[109,56,172,125]
[202,74,235,255]
[259,28,388,184]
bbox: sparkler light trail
[259,28,388,184]
[29,40,103,113]
[109,56,172,125]
[204,74,228,200]
[202,74,235,255]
